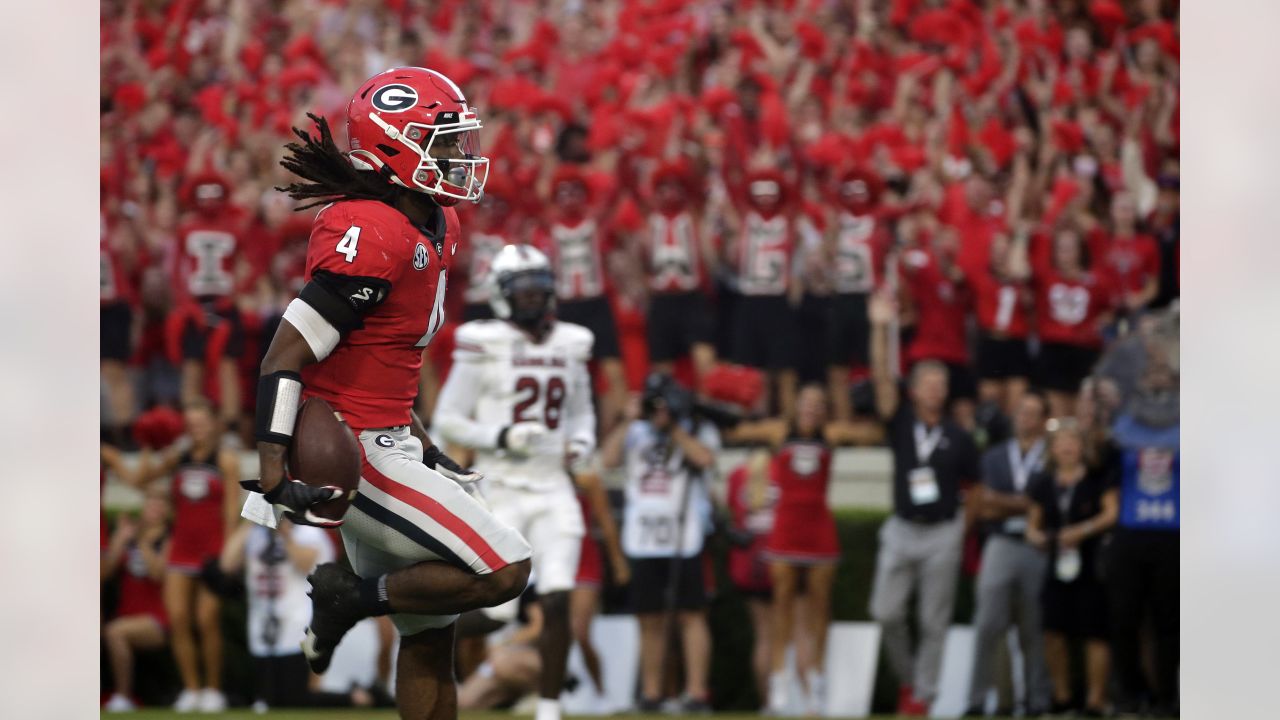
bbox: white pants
[480,479,584,623]
[340,427,532,636]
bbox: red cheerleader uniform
[726,465,777,595]
[764,430,841,563]
[167,447,226,573]
[117,539,169,629]
[575,493,604,587]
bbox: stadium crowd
[100,0,1180,716]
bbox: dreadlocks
[277,113,405,211]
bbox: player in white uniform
[432,244,595,720]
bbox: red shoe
[895,685,929,717]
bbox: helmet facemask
[353,112,490,204]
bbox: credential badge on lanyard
[1008,438,1046,493]
[909,422,945,505]
[1003,438,1045,533]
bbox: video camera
[640,372,744,429]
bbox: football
[286,397,362,522]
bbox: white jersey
[432,319,596,492]
[832,211,878,294]
[621,419,721,558]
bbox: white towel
[241,492,286,529]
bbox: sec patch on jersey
[287,397,362,522]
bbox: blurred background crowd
[100,0,1180,716]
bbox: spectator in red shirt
[102,486,171,712]
[899,225,977,430]
[970,229,1034,418]
[101,217,140,448]
[1093,191,1159,314]
[1033,227,1115,418]
[168,173,253,435]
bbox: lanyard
[914,422,945,465]
[1007,438,1045,493]
[1056,479,1079,520]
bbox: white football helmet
[488,244,556,329]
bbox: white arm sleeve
[432,359,504,450]
[282,298,341,361]
[562,358,597,454]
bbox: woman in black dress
[1026,420,1119,716]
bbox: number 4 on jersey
[337,226,361,262]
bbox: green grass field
[102,711,1181,719]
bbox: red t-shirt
[300,200,459,430]
[100,237,138,307]
[971,269,1031,338]
[1090,230,1160,297]
[1033,267,1113,348]
[173,211,250,302]
[902,249,971,365]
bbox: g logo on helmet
[371,84,419,113]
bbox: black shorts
[976,334,1032,381]
[1036,342,1100,392]
[180,301,245,360]
[461,302,493,322]
[628,556,708,614]
[731,294,798,371]
[1042,576,1108,640]
[557,296,620,359]
[647,291,714,363]
[101,302,133,361]
[826,293,870,367]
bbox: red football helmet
[346,67,489,206]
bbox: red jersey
[645,210,706,293]
[971,269,1030,338]
[1034,268,1113,348]
[1091,231,1160,296]
[174,212,249,301]
[735,211,797,296]
[725,465,777,592]
[301,200,459,430]
[100,237,137,307]
[538,217,608,301]
[116,539,168,625]
[169,448,226,570]
[764,433,840,561]
[902,249,971,365]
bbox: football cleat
[301,563,368,674]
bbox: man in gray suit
[965,391,1051,717]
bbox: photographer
[601,373,720,713]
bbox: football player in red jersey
[239,68,533,720]
[169,172,251,432]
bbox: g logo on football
[413,243,429,270]
[371,84,418,113]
